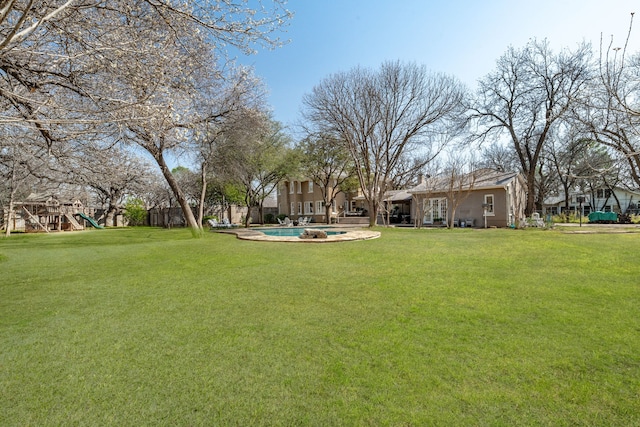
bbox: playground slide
[78,212,104,229]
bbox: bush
[264,213,276,224]
[123,198,147,226]
[552,213,584,223]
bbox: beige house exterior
[277,179,364,224]
[409,170,527,228]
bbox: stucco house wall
[409,170,526,228]
[278,179,349,223]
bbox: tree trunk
[105,204,118,227]
[525,170,536,215]
[244,206,252,228]
[155,152,202,236]
[4,201,13,237]
[198,164,207,226]
[325,204,332,225]
[368,200,377,227]
[448,206,457,230]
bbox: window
[308,181,314,193]
[289,182,294,194]
[315,200,324,213]
[297,181,302,194]
[297,202,302,215]
[484,194,494,216]
[596,189,612,199]
[290,202,295,216]
[304,201,314,214]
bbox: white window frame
[290,202,295,216]
[297,202,302,215]
[423,198,447,224]
[484,194,495,216]
[315,200,324,214]
[308,181,314,193]
[289,182,294,194]
[297,181,302,194]
[304,201,314,215]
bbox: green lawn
[1,227,639,426]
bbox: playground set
[2,193,103,233]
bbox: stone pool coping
[215,226,381,243]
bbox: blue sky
[237,0,638,131]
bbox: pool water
[257,227,346,237]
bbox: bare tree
[469,39,593,214]
[302,61,465,226]
[586,14,640,189]
[215,115,295,227]
[61,145,157,227]
[442,152,478,229]
[192,67,270,225]
[478,143,520,173]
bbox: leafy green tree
[299,134,355,224]
[124,199,147,226]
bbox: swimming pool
[257,227,346,237]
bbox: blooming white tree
[0,0,292,234]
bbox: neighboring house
[544,186,640,215]
[408,169,527,228]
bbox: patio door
[423,198,447,224]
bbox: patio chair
[208,219,220,229]
[222,218,237,228]
[531,212,545,227]
[284,217,292,227]
[298,217,309,226]
[277,217,285,226]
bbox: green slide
[78,212,104,228]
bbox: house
[277,178,364,224]
[408,169,527,228]
[544,186,640,216]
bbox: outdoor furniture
[530,213,545,227]
[208,219,223,228]
[222,218,237,228]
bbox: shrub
[123,198,147,226]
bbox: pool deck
[215,225,381,243]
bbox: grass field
[1,227,639,426]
